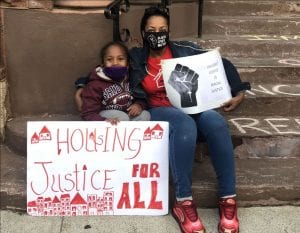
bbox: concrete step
[203,0,300,17]
[1,144,299,211]
[5,114,81,156]
[54,0,112,8]
[225,115,300,159]
[191,156,300,207]
[0,144,26,211]
[230,57,300,84]
[5,113,300,157]
[202,16,300,35]
[195,34,300,58]
[232,88,300,116]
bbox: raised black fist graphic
[168,64,199,107]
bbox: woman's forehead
[146,15,168,27]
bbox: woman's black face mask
[143,31,169,50]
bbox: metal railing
[104,0,204,42]
[104,0,130,42]
[198,0,203,37]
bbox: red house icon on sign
[39,126,51,141]
[151,124,163,139]
[31,132,39,144]
[71,193,88,216]
[143,127,152,140]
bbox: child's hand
[74,88,84,112]
[127,103,142,117]
[105,118,120,125]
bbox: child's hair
[140,6,170,34]
[99,41,129,64]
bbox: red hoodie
[81,66,143,121]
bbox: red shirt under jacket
[141,46,173,108]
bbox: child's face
[103,45,128,67]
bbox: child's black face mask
[144,31,169,50]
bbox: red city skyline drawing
[27,192,114,216]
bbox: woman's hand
[221,92,245,112]
[74,88,84,112]
[127,103,142,117]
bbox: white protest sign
[161,49,232,114]
[27,121,169,216]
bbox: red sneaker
[218,198,239,233]
[172,200,205,233]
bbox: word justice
[56,127,142,159]
[30,162,116,195]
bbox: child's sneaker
[172,200,205,233]
[218,198,239,233]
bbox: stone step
[191,156,300,207]
[5,112,300,157]
[202,16,300,35]
[225,115,300,159]
[203,0,300,17]
[54,0,112,8]
[230,57,300,84]
[195,34,300,58]
[232,89,300,116]
[0,144,26,211]
[1,144,299,211]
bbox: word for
[56,127,142,159]
[117,163,162,210]
[29,162,116,195]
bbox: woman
[128,6,250,233]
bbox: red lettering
[57,129,69,155]
[30,161,52,195]
[133,182,145,208]
[126,128,141,160]
[131,163,160,178]
[51,174,62,193]
[148,181,162,209]
[70,129,84,152]
[85,129,97,152]
[117,183,131,209]
[140,164,148,178]
[64,173,75,192]
[73,164,80,191]
[150,163,160,177]
[103,170,115,190]
[132,164,139,177]
[113,128,126,151]
[91,170,102,190]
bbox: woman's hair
[99,41,129,64]
[140,6,170,34]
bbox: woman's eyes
[146,29,168,33]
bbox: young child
[80,41,150,125]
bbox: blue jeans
[148,107,236,198]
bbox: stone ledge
[1,144,299,211]
[5,114,300,156]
